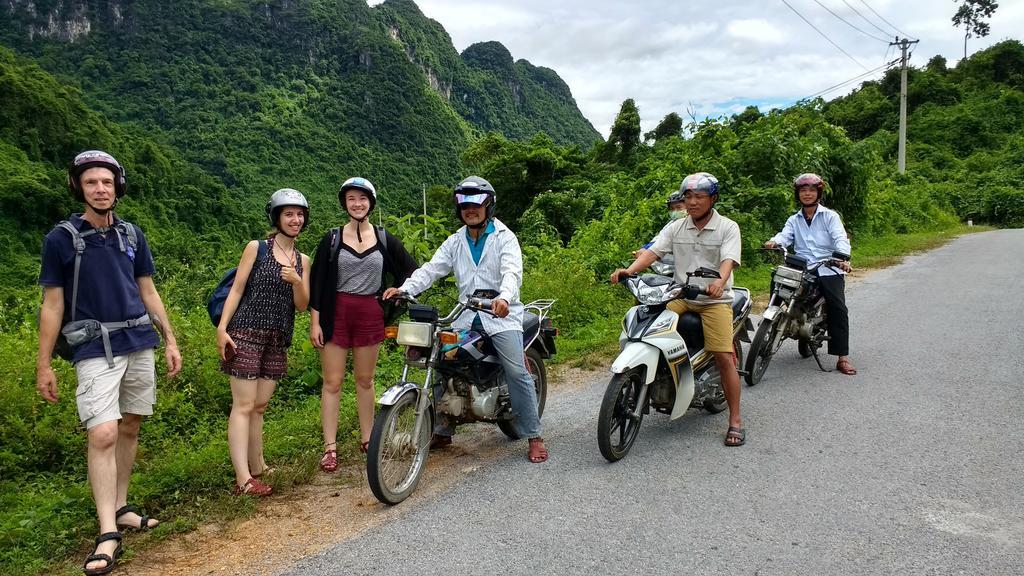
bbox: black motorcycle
[745,247,850,386]
[366,292,557,505]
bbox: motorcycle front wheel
[366,390,432,505]
[498,348,548,440]
[597,368,646,462]
[745,317,782,386]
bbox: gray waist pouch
[61,319,103,348]
[60,314,151,366]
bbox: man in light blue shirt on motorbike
[764,173,856,375]
[382,177,548,463]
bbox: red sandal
[836,359,858,375]
[320,449,338,473]
[528,437,548,463]
[234,477,273,497]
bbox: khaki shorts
[667,300,735,353]
[75,349,156,429]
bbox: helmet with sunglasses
[453,176,496,223]
[793,172,825,203]
[68,150,127,201]
[266,188,310,231]
[678,172,719,198]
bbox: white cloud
[370,1,1024,137]
[727,19,785,44]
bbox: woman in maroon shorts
[217,188,312,496]
[308,177,418,472]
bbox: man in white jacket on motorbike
[611,172,745,447]
[382,176,548,463]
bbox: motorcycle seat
[522,312,540,349]
[677,290,749,352]
[731,288,749,320]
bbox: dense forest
[1,0,1023,571]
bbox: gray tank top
[336,245,383,295]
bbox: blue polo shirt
[39,214,160,363]
[465,220,495,265]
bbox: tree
[952,0,999,59]
[601,98,641,164]
[643,112,683,144]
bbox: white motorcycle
[597,268,753,462]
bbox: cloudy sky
[370,0,1023,137]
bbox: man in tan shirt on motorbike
[611,172,745,447]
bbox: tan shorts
[666,300,735,353]
[75,349,156,429]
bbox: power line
[841,0,895,39]
[857,0,915,40]
[801,58,898,101]
[779,0,870,71]
[812,0,889,43]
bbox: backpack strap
[54,221,87,323]
[376,226,388,252]
[256,238,269,261]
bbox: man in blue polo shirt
[36,150,181,575]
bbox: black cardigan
[309,226,419,335]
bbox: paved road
[282,230,1024,576]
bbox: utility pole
[422,184,428,240]
[891,36,919,174]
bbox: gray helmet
[453,176,496,222]
[666,190,685,207]
[266,188,310,231]
[339,177,377,213]
[679,172,719,197]
[68,150,127,201]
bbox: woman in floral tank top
[216,188,312,496]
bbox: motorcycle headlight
[635,282,665,305]
[396,322,433,347]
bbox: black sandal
[83,531,122,576]
[115,504,158,531]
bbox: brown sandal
[359,440,369,454]
[320,449,338,472]
[528,437,548,463]
[836,359,858,375]
[724,426,746,447]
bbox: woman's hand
[310,324,325,349]
[280,265,302,285]
[216,329,237,361]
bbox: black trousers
[816,274,850,356]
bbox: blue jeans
[433,329,542,439]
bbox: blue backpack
[207,240,268,327]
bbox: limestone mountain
[0,0,600,213]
